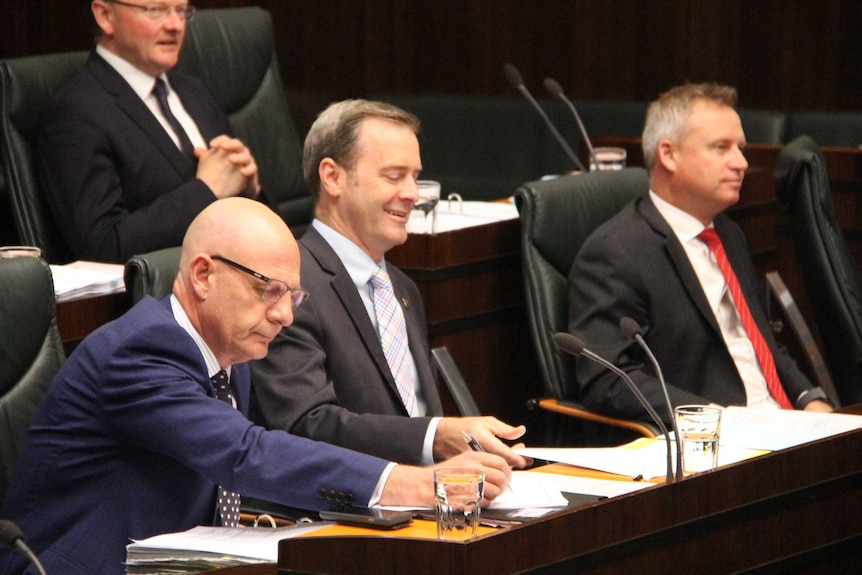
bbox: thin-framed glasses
[108,0,196,22]
[211,255,308,309]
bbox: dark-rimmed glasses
[107,0,196,22]
[212,255,308,309]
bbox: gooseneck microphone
[503,63,587,172]
[0,520,47,575]
[543,77,597,172]
[620,318,684,480]
[553,332,674,483]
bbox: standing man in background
[37,0,264,263]
[251,99,529,468]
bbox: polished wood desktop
[196,423,862,575]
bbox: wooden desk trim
[277,429,862,574]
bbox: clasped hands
[195,135,261,199]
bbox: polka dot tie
[698,228,793,409]
[211,369,241,527]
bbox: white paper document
[719,406,862,450]
[409,200,519,234]
[50,260,125,302]
[486,471,569,509]
[519,438,765,481]
[126,523,327,568]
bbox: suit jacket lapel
[301,228,403,398]
[638,196,723,336]
[87,52,196,178]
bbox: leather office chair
[514,168,656,445]
[176,7,313,235]
[775,135,862,406]
[0,256,66,502]
[124,246,182,304]
[0,52,86,263]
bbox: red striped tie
[698,228,793,409]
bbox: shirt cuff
[421,417,441,465]
[367,462,398,507]
[795,387,832,409]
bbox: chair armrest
[536,398,658,438]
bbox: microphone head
[0,520,24,549]
[553,332,586,357]
[543,77,564,97]
[503,63,524,88]
[619,317,643,341]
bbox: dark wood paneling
[3,1,861,113]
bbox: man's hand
[195,135,261,199]
[803,399,833,413]
[434,417,530,468]
[379,450,511,508]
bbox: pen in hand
[461,431,514,494]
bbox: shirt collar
[311,219,388,289]
[96,44,170,101]
[649,190,712,243]
[170,294,230,380]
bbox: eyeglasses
[212,255,308,309]
[108,1,196,22]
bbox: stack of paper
[125,523,327,574]
[49,260,125,302]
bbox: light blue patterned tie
[369,267,418,416]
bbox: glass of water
[674,405,722,474]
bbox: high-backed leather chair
[124,246,182,304]
[0,52,86,263]
[514,168,655,445]
[775,135,862,405]
[784,112,862,148]
[177,7,312,234]
[0,256,66,501]
[0,7,311,266]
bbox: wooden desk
[270,427,862,574]
[56,291,130,354]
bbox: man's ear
[656,140,676,173]
[188,254,215,300]
[318,158,345,200]
[91,1,115,38]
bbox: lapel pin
[401,297,409,309]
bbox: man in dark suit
[37,0,262,263]
[250,100,529,467]
[0,197,510,575]
[568,82,832,423]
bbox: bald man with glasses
[0,198,511,575]
[36,1,267,263]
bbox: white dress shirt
[650,191,779,409]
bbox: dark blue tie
[152,78,195,160]
[211,370,241,527]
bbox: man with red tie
[568,82,832,424]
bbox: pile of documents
[49,260,125,302]
[125,523,326,573]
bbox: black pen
[461,431,514,493]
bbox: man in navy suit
[37,0,262,263]
[250,100,529,467]
[568,83,832,423]
[0,198,510,575]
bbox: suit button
[317,488,327,499]
[345,493,354,505]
